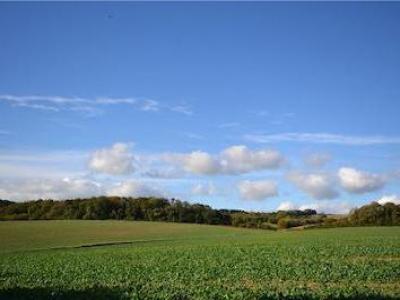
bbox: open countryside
[1,220,400,299]
[1,2,400,299]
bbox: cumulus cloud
[88,143,134,175]
[106,180,163,197]
[163,145,284,176]
[192,182,216,196]
[338,167,385,194]
[238,180,278,201]
[0,177,103,201]
[287,171,339,200]
[304,153,331,168]
[220,145,284,174]
[176,151,220,175]
[375,195,400,205]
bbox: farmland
[0,221,400,299]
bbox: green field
[0,221,399,299]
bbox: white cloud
[95,97,137,105]
[304,153,331,168]
[220,145,284,174]
[163,145,284,176]
[171,105,193,116]
[238,180,278,201]
[0,94,189,116]
[88,143,135,175]
[13,102,60,111]
[0,94,91,104]
[0,177,103,201]
[287,171,339,200]
[375,195,400,205]
[183,151,220,175]
[140,99,159,111]
[0,176,164,201]
[277,201,297,211]
[192,182,216,196]
[106,180,163,197]
[245,132,400,145]
[277,200,353,214]
[338,167,385,194]
[298,201,353,214]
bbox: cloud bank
[0,177,103,201]
[0,177,164,201]
[0,141,396,208]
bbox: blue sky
[0,3,399,212]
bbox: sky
[0,2,400,213]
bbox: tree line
[0,197,399,229]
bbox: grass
[0,221,399,299]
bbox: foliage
[0,197,232,226]
[321,202,400,228]
[348,202,400,226]
[1,197,399,230]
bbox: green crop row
[0,223,399,299]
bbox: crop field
[0,221,399,299]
